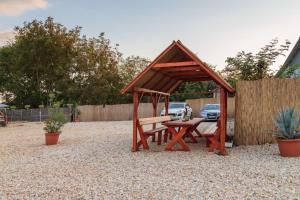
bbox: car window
[169,104,185,109]
[204,105,219,110]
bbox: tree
[0,17,81,107]
[0,17,130,107]
[74,33,124,105]
[222,39,290,86]
[119,56,150,85]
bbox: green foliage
[24,105,31,109]
[273,108,300,139]
[43,111,67,134]
[277,64,299,78]
[43,94,67,134]
[119,56,150,85]
[171,81,217,101]
[0,17,129,107]
[222,39,290,83]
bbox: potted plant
[44,94,67,145]
[273,108,300,157]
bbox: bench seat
[199,122,220,152]
[137,116,171,149]
[144,126,168,135]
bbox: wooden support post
[152,94,158,129]
[165,95,169,115]
[163,95,170,143]
[219,87,227,155]
[151,94,158,142]
[132,91,139,152]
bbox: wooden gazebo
[122,40,235,155]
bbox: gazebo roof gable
[122,40,235,94]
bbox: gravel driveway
[0,121,299,199]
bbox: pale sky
[0,0,300,71]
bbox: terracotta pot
[277,138,300,157]
[45,133,60,145]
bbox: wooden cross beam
[153,61,198,68]
[134,87,170,96]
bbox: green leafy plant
[44,94,67,134]
[273,108,300,139]
[10,105,16,110]
[44,111,67,134]
[24,105,31,109]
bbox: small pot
[277,138,300,157]
[45,132,60,145]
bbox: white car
[160,102,192,120]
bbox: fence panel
[78,103,164,121]
[234,78,300,145]
[6,108,72,122]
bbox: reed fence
[234,78,300,145]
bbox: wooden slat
[158,66,201,72]
[167,71,206,77]
[138,116,171,125]
[153,61,198,68]
[134,87,170,96]
[167,80,183,93]
[181,77,212,82]
[199,123,218,135]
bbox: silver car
[160,102,192,120]
[199,104,220,120]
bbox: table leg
[194,129,201,137]
[165,127,190,151]
[185,129,198,143]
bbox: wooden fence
[78,103,164,121]
[78,97,235,121]
[234,78,300,145]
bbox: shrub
[44,111,67,133]
[273,108,300,139]
[24,105,31,109]
[43,93,67,134]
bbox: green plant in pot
[44,94,67,145]
[273,108,300,157]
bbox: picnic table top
[162,118,205,127]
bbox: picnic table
[162,118,205,151]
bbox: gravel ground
[0,121,299,200]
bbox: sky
[0,0,300,71]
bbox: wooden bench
[199,121,220,152]
[137,116,171,149]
